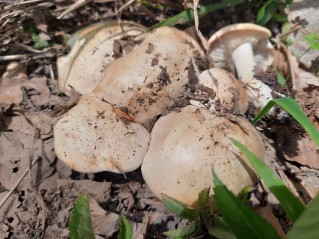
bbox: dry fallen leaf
[0,62,51,109]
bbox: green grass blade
[213,172,281,239]
[69,194,95,239]
[198,188,210,211]
[210,216,237,239]
[198,189,236,239]
[162,194,198,220]
[118,214,133,239]
[149,0,244,30]
[252,97,319,147]
[286,194,319,239]
[231,139,305,222]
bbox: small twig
[57,0,93,19]
[193,0,209,51]
[116,0,135,15]
[0,43,44,53]
[0,50,56,61]
[0,54,28,61]
[6,0,45,6]
[0,157,40,209]
[278,22,304,40]
[49,64,55,81]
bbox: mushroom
[198,68,249,114]
[93,26,206,128]
[54,95,150,173]
[141,105,265,207]
[208,23,274,108]
[57,21,146,96]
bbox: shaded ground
[0,1,319,238]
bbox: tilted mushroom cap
[57,21,146,96]
[141,106,264,207]
[198,68,249,114]
[208,23,273,72]
[93,26,205,128]
[209,23,274,109]
[54,95,150,173]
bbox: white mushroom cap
[57,21,146,96]
[208,23,273,72]
[141,106,265,207]
[54,95,150,173]
[208,23,274,109]
[198,68,249,114]
[93,26,205,128]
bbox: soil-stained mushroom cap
[57,21,146,95]
[93,27,205,128]
[208,23,273,72]
[198,68,249,113]
[54,95,150,173]
[141,106,264,207]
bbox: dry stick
[6,0,45,6]
[57,0,93,19]
[193,0,209,51]
[0,157,40,209]
[0,54,28,61]
[0,51,55,61]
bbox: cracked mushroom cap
[57,21,146,96]
[54,95,150,173]
[93,26,206,128]
[208,23,273,72]
[141,106,265,207]
[198,68,249,113]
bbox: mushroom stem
[232,43,255,80]
[231,43,273,108]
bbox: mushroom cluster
[54,22,207,173]
[54,21,268,206]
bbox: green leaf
[252,97,319,147]
[237,185,255,201]
[32,33,49,49]
[164,221,198,238]
[213,172,281,239]
[118,214,133,239]
[272,13,288,23]
[305,32,319,51]
[285,38,294,46]
[69,194,95,239]
[275,68,286,86]
[162,194,198,220]
[287,195,319,239]
[197,189,236,238]
[256,0,275,25]
[149,0,245,30]
[231,139,305,222]
[210,216,237,239]
[198,189,216,236]
[198,188,210,211]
